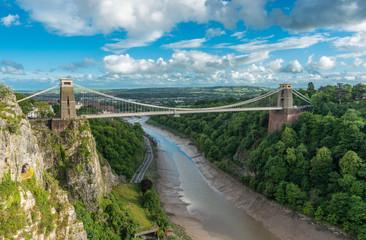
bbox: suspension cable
[17,84,60,103]
[74,83,280,112]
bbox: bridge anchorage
[18,79,311,132]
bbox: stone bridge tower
[268,84,304,132]
[60,78,76,119]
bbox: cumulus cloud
[15,0,269,50]
[267,59,283,72]
[1,14,21,27]
[266,58,303,73]
[103,50,270,75]
[282,60,303,73]
[228,34,327,53]
[307,55,336,70]
[0,60,25,75]
[61,58,97,71]
[162,38,206,49]
[271,0,366,32]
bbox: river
[129,117,279,240]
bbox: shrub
[0,83,13,100]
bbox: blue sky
[1,0,366,90]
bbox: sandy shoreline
[148,122,353,240]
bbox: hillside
[150,83,366,240]
[0,83,168,239]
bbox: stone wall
[268,108,306,132]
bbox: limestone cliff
[31,119,122,211]
[0,86,86,239]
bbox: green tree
[310,147,333,192]
[307,82,315,92]
[286,183,302,208]
[339,151,364,176]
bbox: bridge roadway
[81,106,284,119]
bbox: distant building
[101,105,115,113]
[75,101,83,110]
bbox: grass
[112,184,154,229]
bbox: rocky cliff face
[0,88,86,239]
[31,119,121,211]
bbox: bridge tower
[268,83,303,132]
[60,78,76,119]
[277,84,293,108]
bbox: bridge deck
[81,107,285,119]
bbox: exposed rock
[31,118,122,211]
[0,90,87,239]
[0,94,44,182]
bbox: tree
[307,82,315,91]
[310,147,334,192]
[335,83,351,104]
[141,178,153,193]
[339,151,364,176]
[351,83,366,100]
[286,183,302,208]
[142,189,160,213]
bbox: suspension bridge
[18,79,311,131]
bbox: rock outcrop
[31,119,121,211]
[0,87,87,239]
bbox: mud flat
[141,118,352,240]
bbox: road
[130,136,154,183]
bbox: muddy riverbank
[137,117,352,240]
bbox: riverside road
[131,136,154,183]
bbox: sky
[1,0,366,90]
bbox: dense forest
[88,118,145,181]
[150,83,366,239]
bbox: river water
[130,117,278,240]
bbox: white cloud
[205,28,225,39]
[265,58,304,73]
[353,58,366,68]
[267,59,283,72]
[103,50,270,76]
[354,58,363,67]
[0,60,25,75]
[231,31,246,39]
[228,34,327,53]
[307,55,335,70]
[333,32,366,51]
[1,14,21,27]
[162,38,206,49]
[15,0,270,50]
[282,60,303,73]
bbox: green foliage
[0,172,27,239]
[339,151,364,176]
[0,83,13,100]
[15,92,54,117]
[151,83,366,239]
[75,184,168,240]
[89,118,144,180]
[74,200,118,240]
[22,176,56,236]
[142,189,160,212]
